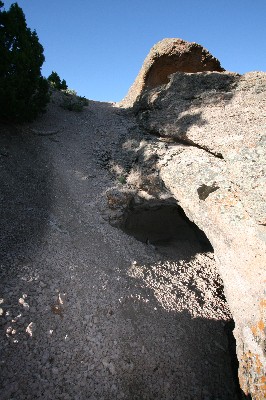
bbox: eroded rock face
[135,71,266,227]
[120,38,224,107]
[159,145,266,399]
[120,42,266,399]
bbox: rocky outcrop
[121,41,266,399]
[135,71,266,227]
[120,38,224,108]
[159,144,266,400]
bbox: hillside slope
[0,92,239,399]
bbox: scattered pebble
[26,322,36,337]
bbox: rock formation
[1,37,265,399]
[121,40,266,399]
[121,38,224,108]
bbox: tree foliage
[47,71,68,90]
[0,2,50,122]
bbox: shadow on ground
[117,295,241,399]
[0,124,53,270]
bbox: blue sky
[2,0,266,102]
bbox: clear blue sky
[3,0,266,102]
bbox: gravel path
[0,97,238,399]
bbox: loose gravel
[0,96,239,399]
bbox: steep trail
[0,97,238,399]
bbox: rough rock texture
[129,69,266,399]
[121,38,224,108]
[134,71,266,226]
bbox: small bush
[47,71,68,90]
[63,88,77,96]
[48,72,88,112]
[118,175,127,184]
[60,92,88,112]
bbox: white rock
[26,322,36,337]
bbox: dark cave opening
[122,203,213,257]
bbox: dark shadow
[122,201,213,260]
[0,124,53,269]
[224,320,253,400]
[116,271,241,399]
[240,391,252,399]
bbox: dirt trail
[0,98,238,399]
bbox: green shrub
[0,1,50,122]
[63,88,77,96]
[60,92,88,112]
[47,71,68,90]
[118,175,127,184]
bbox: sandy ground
[0,96,239,399]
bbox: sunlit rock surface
[120,38,224,108]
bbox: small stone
[26,322,36,337]
[52,367,59,374]
[23,302,30,310]
[111,384,117,392]
[62,291,68,302]
[108,362,116,375]
[6,326,12,334]
[102,358,109,367]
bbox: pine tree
[0,2,50,122]
[48,71,68,90]
[60,79,68,90]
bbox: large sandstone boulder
[120,38,224,107]
[122,40,266,399]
